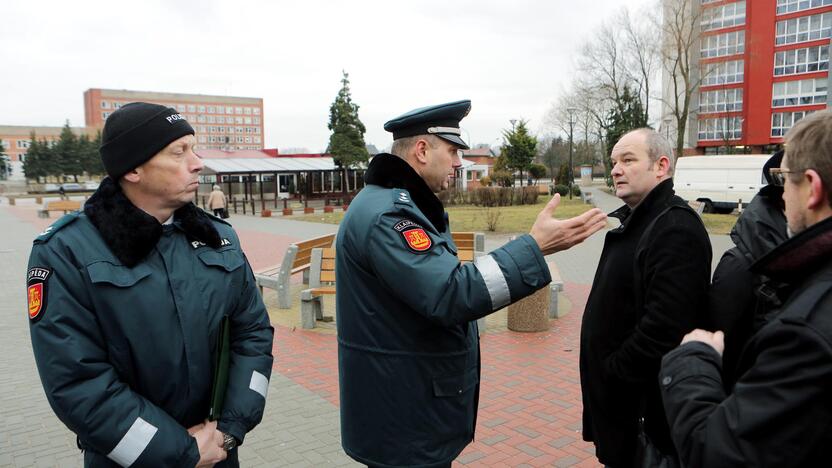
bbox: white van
[673,155,770,213]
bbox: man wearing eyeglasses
[660,110,832,467]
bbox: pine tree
[326,71,369,192]
[0,139,8,180]
[604,86,648,161]
[23,131,49,182]
[77,131,104,177]
[501,120,537,186]
[54,122,80,182]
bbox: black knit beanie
[99,102,195,179]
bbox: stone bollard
[507,286,550,332]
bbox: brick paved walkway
[0,193,730,467]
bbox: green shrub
[571,185,582,196]
[553,184,569,196]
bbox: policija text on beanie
[99,102,195,179]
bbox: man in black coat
[660,110,832,467]
[580,128,712,467]
[707,151,787,388]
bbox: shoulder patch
[27,267,52,322]
[392,219,432,253]
[393,190,413,206]
[34,212,80,244]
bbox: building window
[701,30,745,58]
[254,136,261,144]
[702,59,745,85]
[776,12,832,45]
[16,140,31,149]
[698,117,743,140]
[100,101,109,109]
[177,104,186,112]
[253,108,261,115]
[198,136,207,143]
[253,117,260,125]
[245,136,252,144]
[18,153,26,162]
[777,0,832,15]
[701,1,746,31]
[699,87,744,113]
[236,136,244,143]
[774,45,829,75]
[772,78,827,106]
[198,105,205,113]
[235,107,243,114]
[772,110,815,136]
[102,112,110,120]
[208,106,215,113]
[254,127,261,134]
[244,117,251,124]
[244,107,252,115]
[235,117,242,124]
[188,105,196,112]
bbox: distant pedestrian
[207,184,227,218]
[58,185,67,200]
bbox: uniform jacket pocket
[87,262,153,287]
[198,250,244,272]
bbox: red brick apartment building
[84,88,265,152]
[665,0,831,154]
[0,125,89,181]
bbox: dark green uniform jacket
[336,154,552,467]
[27,178,274,467]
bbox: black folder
[209,315,231,421]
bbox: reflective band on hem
[250,370,269,398]
[474,254,511,310]
[107,417,157,467]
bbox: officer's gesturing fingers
[530,194,607,255]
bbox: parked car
[674,155,769,213]
[59,183,84,192]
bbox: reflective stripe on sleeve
[107,417,157,467]
[474,254,511,310]
[249,370,269,398]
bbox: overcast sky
[1,0,657,153]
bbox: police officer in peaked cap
[335,100,608,467]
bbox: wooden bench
[300,232,485,329]
[38,200,82,218]
[254,233,336,309]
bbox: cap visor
[437,134,469,150]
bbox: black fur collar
[364,153,446,231]
[84,177,221,267]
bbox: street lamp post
[567,108,577,200]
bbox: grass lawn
[290,197,739,235]
[291,197,594,234]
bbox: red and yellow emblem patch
[402,228,432,252]
[28,283,44,319]
[27,267,51,322]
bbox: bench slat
[458,250,475,262]
[321,259,335,270]
[310,286,337,296]
[320,271,336,283]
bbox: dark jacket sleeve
[28,242,200,467]
[605,210,712,383]
[660,326,832,467]
[217,249,275,445]
[708,248,754,333]
[367,213,551,326]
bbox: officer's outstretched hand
[529,194,607,255]
[193,420,227,467]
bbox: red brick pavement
[274,282,601,467]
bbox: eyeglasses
[769,167,798,186]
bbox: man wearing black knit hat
[27,102,274,467]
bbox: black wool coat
[580,179,712,467]
[661,216,832,467]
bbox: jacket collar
[84,177,221,267]
[752,215,832,283]
[609,178,675,231]
[364,153,446,231]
